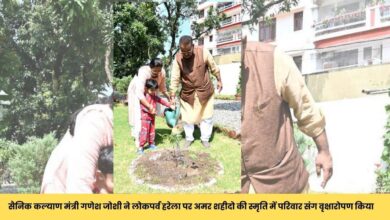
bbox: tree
[242,0,299,26]
[161,0,226,67]
[113,2,166,78]
[0,0,113,143]
[113,0,226,78]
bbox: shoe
[137,148,144,155]
[201,141,210,148]
[183,140,193,149]
[148,144,158,150]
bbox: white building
[195,0,390,95]
[242,0,390,74]
[195,0,316,95]
[310,0,390,73]
[242,0,317,74]
[196,0,243,96]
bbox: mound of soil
[131,149,222,189]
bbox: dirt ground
[133,149,221,188]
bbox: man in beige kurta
[241,39,333,193]
[170,35,222,148]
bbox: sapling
[157,133,184,167]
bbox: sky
[180,18,192,36]
[157,1,192,56]
[163,17,191,56]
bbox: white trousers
[183,118,213,142]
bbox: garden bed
[130,149,223,191]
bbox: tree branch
[3,26,38,73]
[244,0,290,26]
[263,0,286,10]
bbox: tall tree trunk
[164,1,182,68]
[105,45,113,83]
[52,44,67,91]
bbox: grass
[114,104,241,193]
[214,94,237,100]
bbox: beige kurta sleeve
[274,47,325,138]
[203,49,221,78]
[170,59,181,94]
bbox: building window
[294,11,303,31]
[198,37,204,46]
[209,35,213,42]
[335,49,358,67]
[209,49,213,55]
[217,45,241,55]
[363,47,372,65]
[293,55,303,72]
[199,9,205,19]
[259,18,276,42]
[319,49,358,70]
[217,47,231,55]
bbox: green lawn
[114,104,241,193]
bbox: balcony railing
[220,15,242,27]
[217,35,234,44]
[221,17,233,26]
[314,10,366,36]
[217,34,242,44]
[217,1,240,12]
[217,29,241,44]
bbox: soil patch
[130,149,223,191]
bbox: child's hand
[150,107,156,115]
[170,105,176,110]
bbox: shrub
[215,95,236,100]
[7,133,58,193]
[0,139,17,185]
[294,125,314,154]
[294,124,316,172]
[236,71,242,96]
[376,103,390,193]
[113,75,133,94]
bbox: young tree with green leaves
[113,0,226,79]
[161,0,226,67]
[0,0,113,143]
[113,1,166,78]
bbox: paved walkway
[213,99,241,133]
[308,94,389,193]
